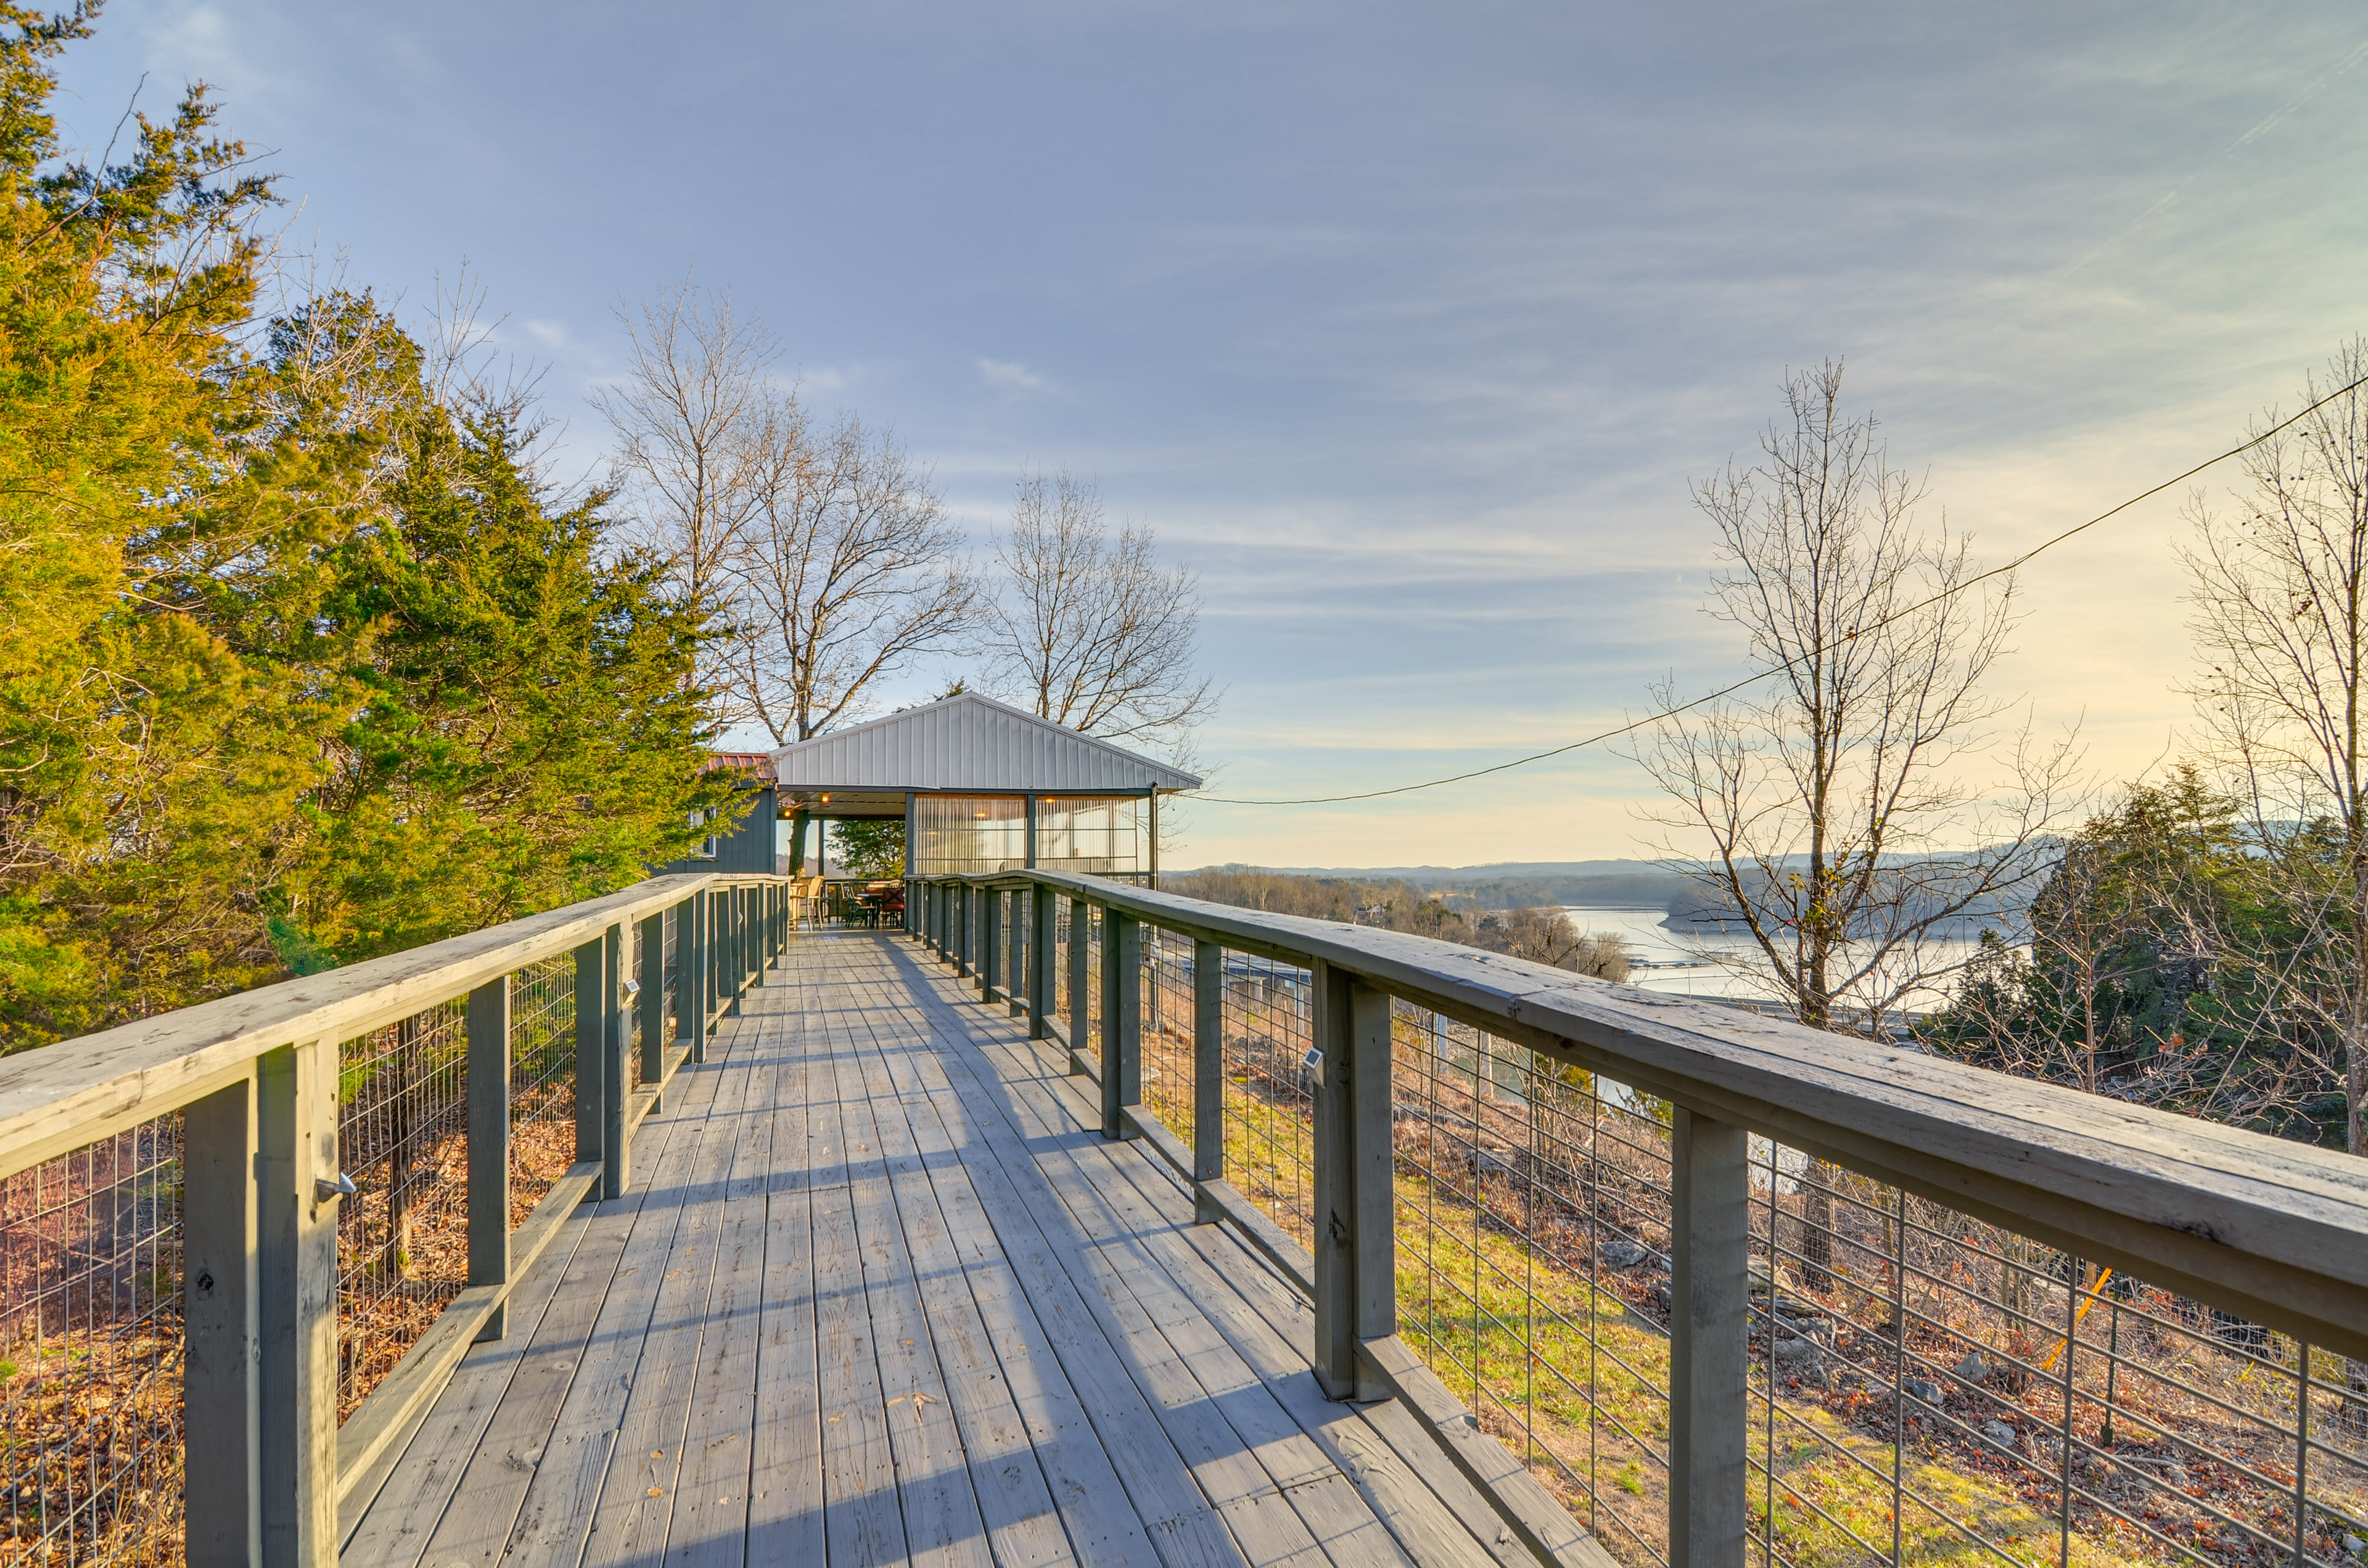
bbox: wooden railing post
[1312,966,1394,1400]
[467,976,511,1340]
[956,884,973,977]
[1193,938,1225,1225]
[1066,897,1089,1069]
[980,886,1001,1001]
[601,922,629,1199]
[256,1038,339,1568]
[1670,1106,1749,1568]
[184,1073,260,1568]
[1029,885,1054,1039]
[574,936,604,1162]
[1101,910,1140,1139]
[638,913,665,1090]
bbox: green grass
[1208,1086,2186,1568]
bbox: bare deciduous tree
[985,470,1215,750]
[732,413,975,742]
[2184,337,2368,1157]
[1634,361,2078,1035]
[591,279,775,716]
[595,281,973,742]
[1632,361,2079,1288]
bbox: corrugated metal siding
[768,693,1201,792]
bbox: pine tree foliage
[0,9,735,1052]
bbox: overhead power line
[1185,369,2368,807]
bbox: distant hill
[1181,856,2039,927]
[1180,860,1696,911]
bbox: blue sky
[54,2,2368,866]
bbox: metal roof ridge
[765,691,1204,790]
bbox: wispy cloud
[975,357,1046,392]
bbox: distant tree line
[1162,868,1630,982]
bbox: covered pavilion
[767,692,1202,893]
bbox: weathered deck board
[343,930,1579,1568]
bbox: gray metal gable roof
[767,693,1204,793]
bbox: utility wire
[1186,369,2368,807]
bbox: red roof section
[703,752,778,784]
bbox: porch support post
[255,1039,338,1568]
[467,976,511,1340]
[602,922,629,1199]
[1312,967,1394,1400]
[1670,1106,1750,1568]
[1101,910,1140,1139]
[184,1073,260,1568]
[1029,884,1055,1040]
[980,885,1001,1001]
[1193,938,1225,1225]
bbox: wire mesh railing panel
[335,999,470,1421]
[1219,952,1316,1251]
[1392,1002,1676,1566]
[0,1117,186,1567]
[1008,891,1024,1003]
[1053,897,1073,1035]
[662,907,680,1066]
[1141,925,1194,1147]
[1741,1144,2368,1568]
[508,953,577,1218]
[1083,905,1104,1048]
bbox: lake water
[1561,906,1987,1011]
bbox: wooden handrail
[0,871,785,1180]
[915,868,2368,1567]
[0,869,792,1568]
[911,868,2368,1361]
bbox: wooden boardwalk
[341,929,1545,1568]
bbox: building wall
[656,786,778,875]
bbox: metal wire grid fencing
[335,998,471,1419]
[1140,926,1195,1147]
[1384,1000,2368,1568]
[660,907,680,1078]
[1004,890,1027,1011]
[1736,1147,2368,1568]
[915,882,2368,1568]
[0,1116,186,1568]
[1392,1003,1676,1562]
[1217,952,1318,1253]
[508,952,577,1218]
[1052,896,1074,1036]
